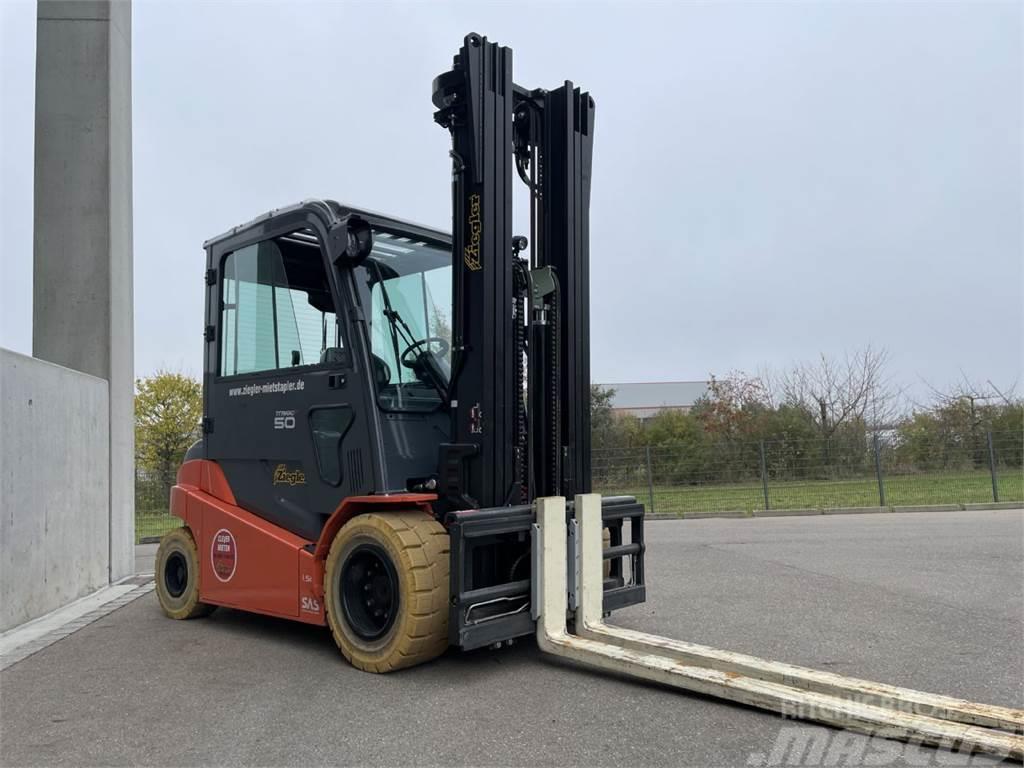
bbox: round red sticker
[210,528,237,582]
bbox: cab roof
[202,199,451,251]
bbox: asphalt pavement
[1,509,1021,767]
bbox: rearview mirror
[334,217,374,267]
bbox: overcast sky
[1,1,1021,402]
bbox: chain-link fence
[593,430,1023,516]
[135,471,182,542]
[135,430,1022,540]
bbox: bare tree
[773,346,899,437]
[914,373,1020,467]
[918,371,1018,411]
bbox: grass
[134,469,1022,541]
[136,513,182,542]
[596,469,1023,516]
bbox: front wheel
[324,512,449,673]
[155,527,217,620]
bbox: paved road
[2,510,1021,767]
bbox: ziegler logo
[272,464,306,486]
[463,193,482,271]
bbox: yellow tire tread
[154,527,217,620]
[324,512,449,673]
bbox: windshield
[359,231,452,412]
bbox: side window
[220,233,341,376]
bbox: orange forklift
[156,33,646,672]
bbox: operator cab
[199,201,452,541]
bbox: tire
[155,527,217,620]
[324,512,449,673]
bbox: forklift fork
[534,495,1024,762]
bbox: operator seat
[318,347,390,387]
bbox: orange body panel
[313,493,437,558]
[168,460,437,627]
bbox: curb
[962,502,1022,511]
[647,511,749,521]
[643,504,1020,521]
[890,504,962,514]
[752,508,819,517]
[822,506,889,515]
[651,514,749,520]
[682,511,749,520]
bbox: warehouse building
[595,381,710,420]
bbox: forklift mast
[432,33,594,510]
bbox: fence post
[873,433,887,507]
[759,440,770,511]
[644,445,655,514]
[987,431,999,503]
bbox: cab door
[202,217,376,542]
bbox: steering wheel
[400,337,450,369]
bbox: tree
[694,371,772,440]
[689,372,770,481]
[774,345,898,438]
[903,376,1021,469]
[642,409,709,483]
[135,372,203,498]
[590,384,617,452]
[590,385,649,486]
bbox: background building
[596,381,710,420]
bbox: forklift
[158,32,645,672]
[157,34,1022,759]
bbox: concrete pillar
[32,0,134,581]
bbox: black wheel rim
[340,543,399,641]
[165,551,188,598]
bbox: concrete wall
[32,0,134,581]
[0,350,111,631]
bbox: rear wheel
[155,527,217,620]
[324,512,449,673]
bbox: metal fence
[135,471,181,542]
[134,430,1023,541]
[593,430,1023,516]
